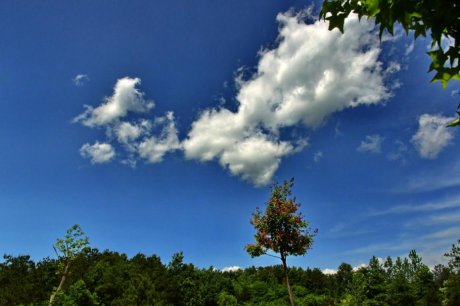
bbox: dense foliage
[1,246,460,305]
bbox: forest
[1,240,460,305]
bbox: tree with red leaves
[246,178,317,306]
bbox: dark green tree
[0,255,38,305]
[245,178,317,306]
[441,239,460,305]
[445,239,460,272]
[336,263,353,297]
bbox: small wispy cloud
[137,112,182,163]
[368,195,460,216]
[221,266,241,273]
[357,135,384,154]
[74,77,154,127]
[322,268,337,275]
[396,156,460,193]
[384,61,401,75]
[80,142,115,164]
[346,228,456,256]
[423,226,460,240]
[387,140,408,163]
[406,210,460,228]
[73,74,90,86]
[411,114,455,159]
[334,121,343,138]
[327,220,376,239]
[313,151,323,162]
[404,42,414,56]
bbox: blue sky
[1,0,459,272]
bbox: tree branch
[263,253,281,259]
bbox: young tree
[49,224,90,305]
[245,178,317,306]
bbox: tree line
[1,242,459,305]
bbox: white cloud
[115,121,143,144]
[73,74,89,86]
[322,268,337,275]
[346,232,451,256]
[396,157,460,193]
[334,120,343,137]
[368,195,460,216]
[75,78,180,166]
[353,263,367,271]
[384,61,401,75]
[73,77,154,127]
[221,266,242,273]
[357,135,384,154]
[313,151,323,162]
[218,134,300,186]
[411,114,455,159]
[423,226,460,240]
[80,142,115,164]
[404,42,414,56]
[112,119,153,150]
[387,140,408,163]
[183,108,307,186]
[138,112,181,163]
[405,210,460,228]
[427,211,460,224]
[184,12,391,185]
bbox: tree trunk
[281,254,296,306]
[49,261,70,306]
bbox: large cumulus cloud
[183,12,390,185]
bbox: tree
[245,178,317,306]
[441,239,460,306]
[49,224,90,305]
[320,0,460,125]
[336,263,353,297]
[445,239,460,273]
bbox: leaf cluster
[53,224,90,260]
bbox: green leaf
[326,14,346,33]
[447,118,460,127]
[365,0,381,17]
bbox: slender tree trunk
[281,254,296,306]
[49,261,71,306]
